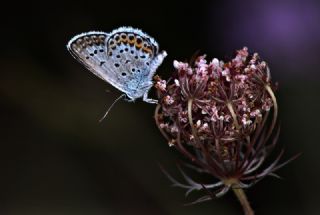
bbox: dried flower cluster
[154,47,297,207]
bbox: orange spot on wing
[128,38,135,44]
[120,37,128,44]
[142,47,153,54]
[135,42,143,49]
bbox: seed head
[154,47,299,204]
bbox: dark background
[1,0,319,214]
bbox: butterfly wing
[104,27,167,99]
[67,27,167,101]
[67,32,121,90]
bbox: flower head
[154,47,298,205]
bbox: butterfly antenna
[99,94,126,122]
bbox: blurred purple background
[0,0,319,214]
[214,0,320,79]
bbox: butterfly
[67,26,167,105]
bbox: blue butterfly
[67,26,167,105]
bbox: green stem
[232,186,254,215]
[223,179,254,215]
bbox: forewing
[67,32,120,88]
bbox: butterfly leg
[140,82,158,104]
[124,97,136,102]
[143,91,158,104]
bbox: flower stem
[232,187,254,215]
[264,84,278,142]
[187,99,198,140]
[154,104,171,143]
[226,101,240,130]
